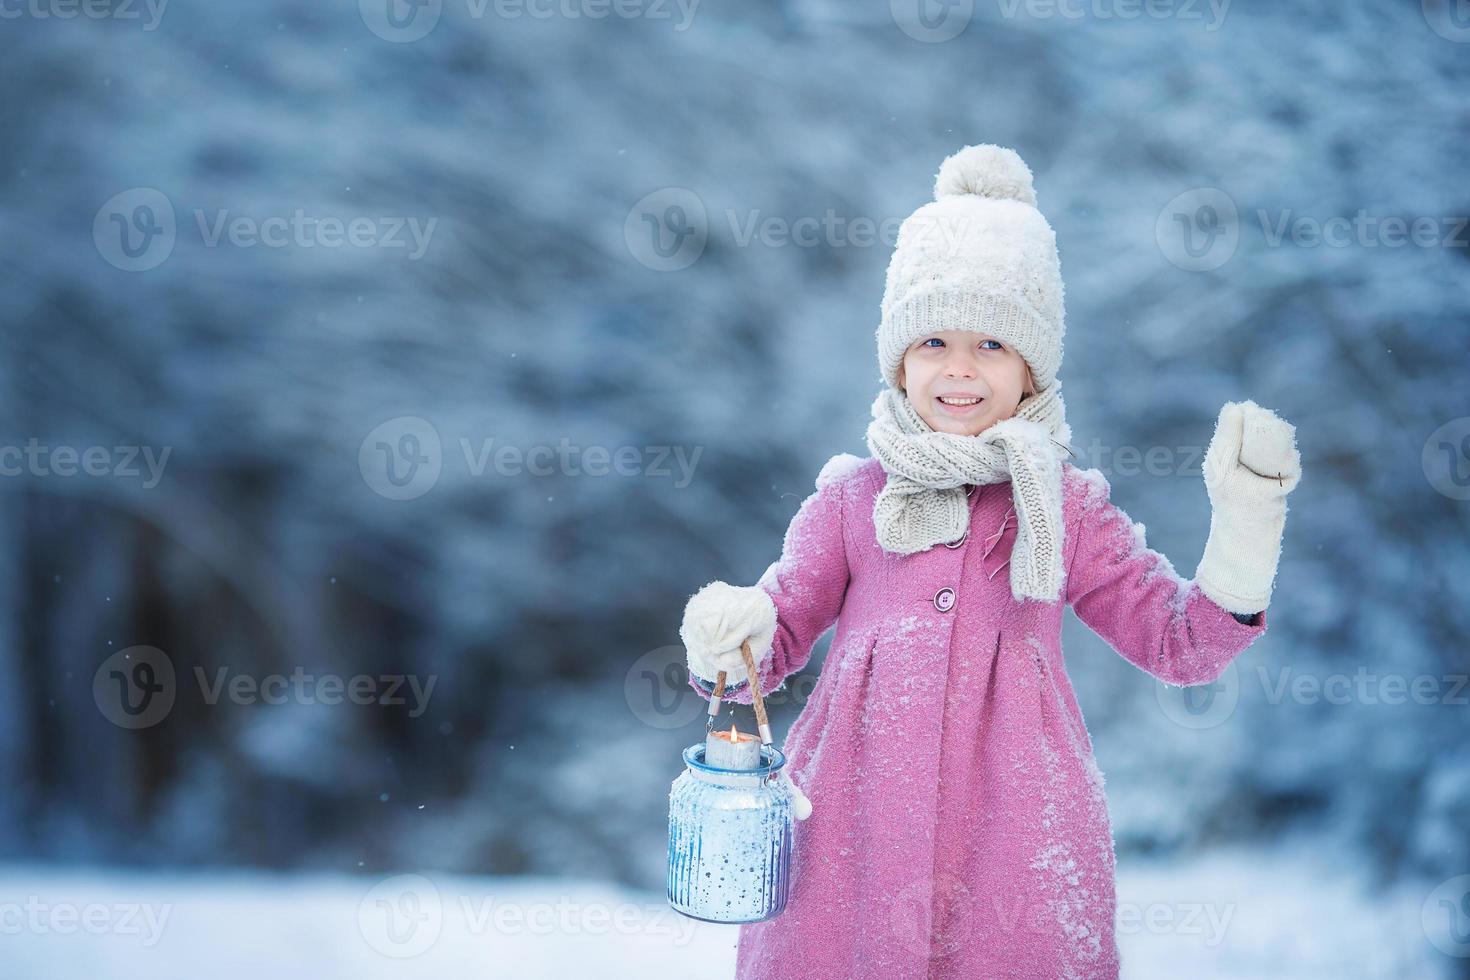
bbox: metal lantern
[667,740,795,923]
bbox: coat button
[933,587,956,612]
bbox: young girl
[679,144,1301,980]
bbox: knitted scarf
[865,383,1073,602]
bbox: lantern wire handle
[736,640,813,820]
[706,670,727,734]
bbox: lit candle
[704,722,762,770]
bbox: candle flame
[729,722,739,742]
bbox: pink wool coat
[688,454,1269,980]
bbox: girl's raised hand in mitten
[679,580,777,687]
[1194,400,1302,615]
[1202,400,1302,503]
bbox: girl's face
[897,330,1035,437]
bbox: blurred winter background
[1,0,1468,975]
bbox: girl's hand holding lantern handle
[680,580,813,819]
[680,580,777,692]
[1194,400,1303,617]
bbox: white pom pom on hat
[876,143,1065,393]
[933,144,1038,206]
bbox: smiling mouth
[936,396,985,411]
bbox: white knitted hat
[875,144,1066,393]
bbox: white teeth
[939,397,982,406]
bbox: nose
[944,349,978,378]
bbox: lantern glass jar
[667,742,795,924]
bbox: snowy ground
[0,841,1451,978]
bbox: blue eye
[920,337,1003,351]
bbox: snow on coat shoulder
[1064,461,1113,514]
[1061,460,1193,609]
[814,452,865,491]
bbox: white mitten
[1194,400,1302,615]
[679,580,777,687]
